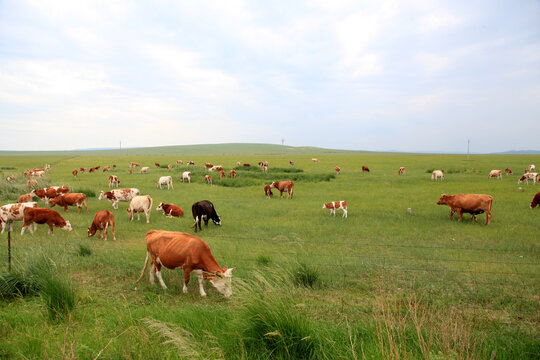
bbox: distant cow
[157,176,173,190]
[518,173,538,185]
[323,201,348,218]
[192,200,221,232]
[0,202,38,233]
[362,166,370,172]
[49,193,88,213]
[89,167,96,173]
[204,175,212,185]
[6,176,15,182]
[98,188,140,209]
[95,166,101,170]
[88,210,116,241]
[505,168,512,175]
[243,163,250,167]
[530,192,540,208]
[127,195,153,223]
[27,179,38,191]
[529,165,536,172]
[181,171,191,183]
[31,187,60,204]
[488,170,502,179]
[72,169,78,177]
[264,184,273,199]
[262,165,268,174]
[398,167,406,175]
[129,162,140,168]
[31,170,45,177]
[21,207,72,235]
[229,170,237,178]
[140,166,150,174]
[205,162,213,168]
[289,161,294,166]
[108,175,120,187]
[437,193,493,225]
[219,170,226,179]
[136,230,234,297]
[80,167,87,173]
[155,162,160,167]
[176,160,183,164]
[18,194,32,203]
[270,181,294,199]
[167,164,172,170]
[432,170,444,181]
[335,166,340,175]
[312,158,320,163]
[103,166,111,172]
[156,202,184,217]
[187,161,195,165]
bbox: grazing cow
[432,170,444,181]
[187,161,195,165]
[488,170,502,179]
[229,170,237,178]
[21,207,72,235]
[0,202,38,233]
[236,161,241,167]
[88,210,116,241]
[156,203,184,217]
[219,170,226,179]
[167,164,172,170]
[323,201,348,218]
[530,165,536,172]
[103,166,111,172]
[18,194,32,203]
[270,181,294,199]
[205,162,213,169]
[437,194,493,225]
[335,166,341,175]
[530,192,540,208]
[204,175,212,185]
[155,162,160,167]
[98,188,140,209]
[312,158,320,163]
[129,162,140,168]
[518,173,539,185]
[6,176,15,182]
[157,176,174,190]
[30,187,59,204]
[113,164,116,169]
[108,175,120,188]
[209,165,223,172]
[136,230,234,297]
[243,163,250,167]
[49,193,88,213]
[31,170,45,177]
[264,184,273,199]
[23,170,32,177]
[51,186,69,195]
[127,195,153,223]
[192,200,221,232]
[262,165,268,174]
[176,160,183,164]
[398,167,406,176]
[505,168,512,175]
[95,166,101,170]
[289,161,294,166]
[72,169,78,177]
[44,164,51,172]
[258,161,268,167]
[362,166,370,172]
[140,166,150,174]
[80,167,87,173]
[181,171,191,183]
[89,167,96,173]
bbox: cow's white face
[212,216,221,226]
[63,221,72,232]
[210,268,234,297]
[98,191,106,200]
[156,203,164,212]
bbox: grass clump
[255,254,272,266]
[293,263,320,288]
[76,244,92,257]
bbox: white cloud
[420,8,463,32]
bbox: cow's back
[452,194,493,211]
[146,230,212,269]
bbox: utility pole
[281,138,285,157]
[467,139,470,160]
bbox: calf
[264,184,273,199]
[167,164,172,170]
[488,170,502,179]
[49,193,88,213]
[18,194,32,203]
[127,195,153,223]
[530,192,540,208]
[518,173,538,185]
[0,202,38,233]
[140,166,150,174]
[129,162,140,168]
[323,201,348,218]
[432,170,444,181]
[98,188,140,209]
[108,175,120,187]
[21,207,72,235]
[437,193,493,225]
[270,181,294,199]
[176,160,183,164]
[72,169,78,177]
[398,167,406,175]
[88,210,116,241]
[335,166,340,175]
[181,171,191,183]
[157,176,174,190]
[204,175,212,185]
[156,202,184,217]
[312,158,320,163]
[192,200,221,232]
[229,170,237,178]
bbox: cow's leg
[485,210,492,225]
[64,205,69,212]
[103,223,109,241]
[48,224,54,235]
[21,223,29,235]
[32,223,37,234]
[113,201,119,210]
[111,221,116,241]
[449,209,455,220]
[154,259,167,289]
[137,212,141,221]
[182,267,192,293]
[149,263,155,285]
[83,200,88,212]
[342,209,348,218]
[457,209,463,222]
[145,211,150,224]
[193,270,207,297]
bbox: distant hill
[493,150,540,155]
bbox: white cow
[98,188,140,209]
[157,176,173,190]
[140,166,150,174]
[0,202,38,233]
[529,165,536,172]
[181,171,191,183]
[431,170,444,181]
[488,170,502,179]
[127,195,153,223]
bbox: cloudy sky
[1,0,539,152]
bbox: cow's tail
[135,251,150,283]
[147,195,153,212]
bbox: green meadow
[0,144,538,359]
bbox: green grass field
[0,145,539,359]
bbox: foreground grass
[0,151,539,358]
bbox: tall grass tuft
[255,254,272,266]
[293,263,320,288]
[76,244,92,257]
[40,275,76,320]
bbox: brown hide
[437,194,493,224]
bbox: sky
[1,0,539,153]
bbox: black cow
[192,200,221,232]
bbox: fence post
[7,220,12,272]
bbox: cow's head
[212,215,221,226]
[98,191,106,200]
[270,182,277,188]
[62,221,72,232]
[88,226,96,237]
[127,208,133,220]
[156,203,164,212]
[437,194,449,205]
[208,267,234,297]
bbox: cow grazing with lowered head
[49,193,88,213]
[289,161,294,166]
[530,192,540,208]
[108,175,120,187]
[432,170,444,181]
[312,158,320,163]
[127,195,153,223]
[518,173,538,185]
[398,167,406,175]
[129,162,140,168]
[103,166,110,172]
[18,194,32,203]
[0,202,38,233]
[323,201,348,218]
[98,188,140,209]
[488,170,502,179]
[140,166,150,174]
[6,176,15,182]
[156,203,184,217]
[505,168,512,175]
[88,210,116,241]
[264,184,273,199]
[204,175,212,185]
[80,167,87,173]
[155,162,160,167]
[157,176,173,190]
[192,200,221,232]
[270,181,294,199]
[181,171,191,183]
[362,166,370,172]
[21,207,72,235]
[437,194,493,225]
[335,166,341,175]
[219,170,226,179]
[136,230,234,297]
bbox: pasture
[0,147,539,359]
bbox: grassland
[0,145,539,359]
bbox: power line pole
[467,139,470,160]
[281,138,285,157]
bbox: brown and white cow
[431,170,444,181]
[157,176,173,190]
[129,162,140,168]
[437,194,493,225]
[323,201,348,218]
[103,166,110,172]
[529,164,536,172]
[30,187,59,204]
[49,193,88,213]
[264,184,273,199]
[488,170,502,179]
[31,170,45,177]
[362,166,370,172]
[95,166,101,170]
[108,175,120,188]
[88,210,116,241]
[505,168,512,175]
[398,167,406,175]
[243,163,250,167]
[204,175,212,185]
[205,162,213,169]
[44,164,51,172]
[129,168,133,175]
[0,202,38,233]
[518,173,538,185]
[262,165,268,174]
[18,194,32,203]
[6,176,15,182]
[127,195,153,223]
[156,202,184,217]
[335,166,341,175]
[167,164,172,170]
[187,161,195,165]
[80,167,87,173]
[140,166,150,174]
[136,230,234,297]
[21,207,72,235]
[229,170,237,178]
[219,170,226,179]
[98,188,140,209]
[181,171,191,183]
[312,158,320,163]
[176,160,183,164]
[72,169,78,177]
[270,181,294,199]
[89,167,96,173]
[530,192,540,208]
[289,161,294,166]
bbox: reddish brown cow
[80,167,87,173]
[49,193,88,213]
[505,168,512,175]
[129,162,140,168]
[437,194,493,225]
[21,207,72,235]
[156,202,184,217]
[335,166,340,175]
[103,166,111,172]
[204,175,212,185]
[229,170,237,178]
[88,210,116,241]
[264,184,273,199]
[530,192,540,208]
[362,166,370,172]
[187,161,195,165]
[89,167,96,173]
[31,187,59,203]
[398,167,406,175]
[219,170,226,179]
[72,169,78,177]
[270,181,294,199]
[155,162,160,167]
[95,166,101,170]
[243,163,250,167]
[18,194,32,203]
[205,162,213,168]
